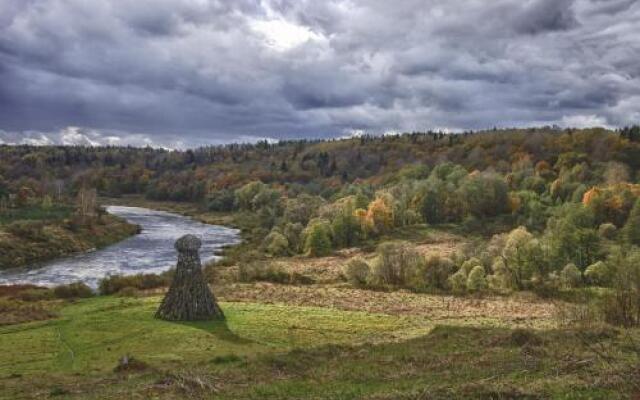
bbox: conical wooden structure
[155,234,224,321]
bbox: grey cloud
[515,0,579,35]
[0,0,639,147]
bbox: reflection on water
[0,206,241,288]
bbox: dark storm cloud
[0,0,639,147]
[514,0,578,35]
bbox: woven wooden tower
[155,234,224,321]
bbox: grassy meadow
[1,290,638,399]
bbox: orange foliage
[365,197,394,234]
[508,194,522,213]
[582,187,600,206]
[583,184,640,206]
[534,160,551,175]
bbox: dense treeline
[2,126,640,205]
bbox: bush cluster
[98,273,170,295]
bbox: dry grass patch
[0,298,58,325]
[217,283,557,328]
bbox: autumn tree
[365,195,394,235]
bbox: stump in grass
[155,234,224,321]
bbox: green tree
[501,226,545,289]
[303,219,332,257]
[560,263,582,288]
[207,189,236,212]
[467,265,487,292]
[624,198,640,246]
[331,200,361,248]
[584,261,612,286]
[234,181,267,210]
[414,180,448,223]
[263,230,289,256]
[0,175,8,199]
[448,270,467,293]
[545,204,600,270]
[458,173,509,219]
[283,222,304,253]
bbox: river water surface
[0,206,241,288]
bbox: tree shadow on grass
[175,319,254,344]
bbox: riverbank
[0,210,140,270]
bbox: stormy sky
[1,0,639,148]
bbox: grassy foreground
[0,294,638,399]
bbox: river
[0,206,241,288]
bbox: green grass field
[0,294,637,399]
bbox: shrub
[53,282,94,299]
[560,263,582,288]
[418,255,455,290]
[283,222,304,253]
[99,273,169,295]
[584,261,612,286]
[262,230,289,256]
[6,220,47,241]
[448,270,467,294]
[206,189,236,212]
[238,261,288,283]
[303,219,333,257]
[14,287,54,301]
[597,223,617,239]
[460,257,482,276]
[369,242,424,287]
[343,257,370,286]
[237,262,314,285]
[487,258,512,291]
[624,198,640,245]
[602,250,640,327]
[234,181,267,211]
[466,265,487,292]
[502,226,545,289]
